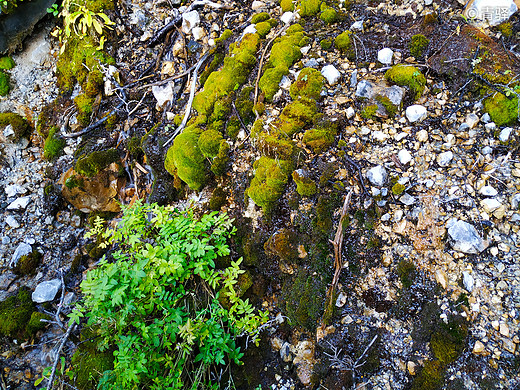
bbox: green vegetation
[44,127,66,160]
[483,91,519,126]
[251,12,269,24]
[255,19,278,38]
[412,360,445,390]
[75,149,120,177]
[396,259,416,289]
[0,71,10,96]
[264,228,298,260]
[290,67,325,100]
[361,104,378,119]
[0,112,30,140]
[298,0,321,16]
[210,140,230,176]
[277,97,317,136]
[497,21,513,38]
[280,0,294,12]
[199,129,224,158]
[335,30,354,60]
[292,170,317,196]
[0,56,15,70]
[392,182,406,196]
[385,64,426,100]
[71,201,268,389]
[409,34,429,58]
[247,156,292,212]
[320,5,337,24]
[320,38,332,50]
[303,121,338,153]
[0,288,48,339]
[13,249,42,276]
[375,94,399,118]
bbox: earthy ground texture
[1,0,520,389]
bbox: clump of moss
[284,268,325,331]
[251,12,270,24]
[127,136,143,159]
[84,68,104,97]
[0,56,15,70]
[396,259,416,288]
[258,132,295,160]
[264,228,298,260]
[320,5,337,24]
[259,24,309,101]
[247,156,292,212]
[277,97,317,136]
[409,34,430,58]
[209,187,227,210]
[193,33,260,118]
[0,288,36,338]
[165,126,206,190]
[298,0,321,16]
[256,19,278,38]
[290,67,325,100]
[392,182,406,196]
[226,116,241,139]
[483,91,519,126]
[199,129,224,158]
[211,140,230,176]
[375,94,398,118]
[0,112,30,140]
[236,86,255,124]
[497,21,513,38]
[44,127,66,160]
[361,104,378,119]
[303,121,338,153]
[0,71,10,96]
[280,0,294,12]
[292,169,317,196]
[320,38,332,50]
[13,250,42,276]
[412,360,445,390]
[26,312,51,338]
[335,30,354,60]
[75,149,120,177]
[74,93,94,127]
[314,194,333,233]
[385,64,426,100]
[430,317,468,364]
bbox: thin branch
[47,323,76,390]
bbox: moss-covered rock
[0,288,37,338]
[247,156,292,212]
[251,12,270,24]
[290,67,325,100]
[26,312,51,338]
[256,19,278,38]
[384,64,426,100]
[277,98,317,136]
[298,0,321,16]
[13,249,42,276]
[264,228,299,261]
[0,112,30,140]
[409,34,429,58]
[0,56,15,70]
[210,140,230,176]
[258,132,295,160]
[226,116,241,139]
[335,30,354,59]
[361,103,378,119]
[165,127,206,191]
[302,121,338,153]
[292,169,317,196]
[0,71,10,96]
[75,149,120,177]
[44,127,66,161]
[320,38,332,50]
[280,0,294,12]
[198,129,224,158]
[483,91,519,126]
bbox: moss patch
[298,0,321,16]
[44,127,66,160]
[385,64,426,100]
[277,98,317,137]
[409,34,429,58]
[0,288,39,338]
[292,170,317,196]
[0,112,30,140]
[335,30,354,60]
[303,121,338,153]
[290,67,325,100]
[251,12,270,24]
[13,250,42,276]
[280,0,294,11]
[483,91,519,126]
[264,228,299,260]
[75,149,120,177]
[199,129,224,158]
[320,6,337,24]
[0,56,15,70]
[0,71,10,96]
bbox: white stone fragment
[7,196,31,210]
[367,165,387,187]
[321,65,341,85]
[466,113,480,128]
[499,127,513,142]
[252,0,265,9]
[398,149,412,165]
[377,48,393,65]
[32,279,62,303]
[152,82,173,108]
[462,271,474,292]
[5,215,20,228]
[481,198,502,213]
[182,10,200,34]
[346,106,355,119]
[281,12,295,24]
[479,186,498,197]
[406,105,427,122]
[437,151,453,167]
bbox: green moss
[226,116,241,139]
[0,71,10,96]
[247,156,292,212]
[65,175,83,189]
[71,338,114,390]
[290,68,325,100]
[236,86,255,124]
[320,38,332,50]
[431,318,468,364]
[264,228,298,260]
[74,93,95,127]
[422,12,438,26]
[75,149,120,177]
[26,312,50,337]
[193,33,260,118]
[315,194,333,233]
[165,127,206,190]
[13,250,42,276]
[258,132,295,160]
[199,129,224,158]
[251,12,270,24]
[320,6,337,24]
[497,21,513,38]
[392,182,406,195]
[277,98,317,136]
[385,65,426,100]
[211,140,230,176]
[215,29,233,45]
[0,112,30,140]
[127,136,143,159]
[209,187,227,210]
[412,360,445,390]
[0,56,15,70]
[84,69,104,97]
[251,119,264,139]
[44,127,66,161]
[483,92,519,126]
[0,288,35,338]
[361,104,378,119]
[335,31,354,59]
[259,26,308,101]
[256,20,277,38]
[375,94,398,118]
[303,121,338,153]
[292,170,317,196]
[280,0,294,11]
[396,259,416,288]
[298,0,321,16]
[254,102,265,116]
[284,268,325,331]
[409,34,430,58]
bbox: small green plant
[70,201,268,389]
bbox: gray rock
[485,122,496,131]
[9,242,32,267]
[447,219,487,254]
[7,196,31,210]
[377,48,393,65]
[182,10,200,34]
[406,105,427,122]
[321,65,341,85]
[400,193,416,206]
[345,106,355,119]
[367,165,387,187]
[398,149,412,165]
[481,113,491,123]
[350,69,358,88]
[5,215,20,228]
[481,146,493,155]
[511,193,520,209]
[280,342,292,362]
[350,20,364,31]
[479,185,498,197]
[462,271,474,292]
[466,113,480,128]
[355,80,374,99]
[499,127,513,142]
[3,124,15,138]
[5,184,25,197]
[481,198,502,213]
[32,279,62,303]
[437,151,453,167]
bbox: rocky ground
[0,0,520,389]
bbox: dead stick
[47,323,75,390]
